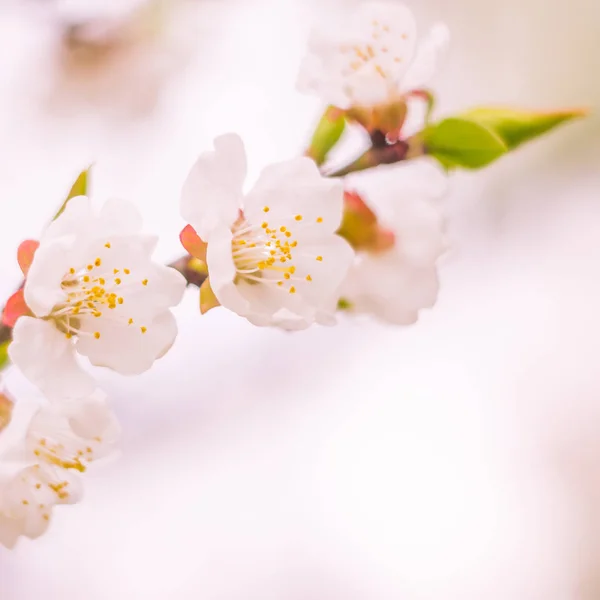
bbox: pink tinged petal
[17,240,40,277]
[180,224,208,262]
[9,317,95,400]
[181,133,247,239]
[401,23,450,92]
[0,515,23,549]
[76,310,178,375]
[2,289,31,328]
[244,157,345,232]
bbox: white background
[0,0,599,598]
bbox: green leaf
[306,106,346,166]
[54,168,90,220]
[423,117,508,169]
[458,106,587,150]
[0,341,10,372]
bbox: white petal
[41,195,94,243]
[28,396,120,466]
[289,234,355,307]
[96,198,144,236]
[297,2,418,108]
[9,317,95,400]
[76,310,178,375]
[24,238,74,317]
[181,133,247,239]
[206,226,251,316]
[401,22,450,92]
[244,157,344,233]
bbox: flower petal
[401,23,450,92]
[2,289,30,328]
[9,317,95,400]
[181,133,247,239]
[23,238,74,317]
[244,157,344,233]
[17,240,40,277]
[180,224,208,262]
[205,225,251,316]
[42,195,94,243]
[76,310,178,376]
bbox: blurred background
[0,0,598,598]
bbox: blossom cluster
[0,0,580,548]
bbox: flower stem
[168,255,208,289]
[326,132,425,177]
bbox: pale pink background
[0,0,599,598]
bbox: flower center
[230,208,322,294]
[49,244,149,339]
[339,20,411,99]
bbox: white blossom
[0,386,119,549]
[340,162,447,324]
[297,2,449,110]
[181,134,354,329]
[9,196,186,399]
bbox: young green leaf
[53,168,90,220]
[423,117,508,169]
[306,106,346,166]
[458,106,587,150]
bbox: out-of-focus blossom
[297,2,448,133]
[340,162,447,324]
[9,196,186,399]
[181,134,354,329]
[0,387,119,549]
